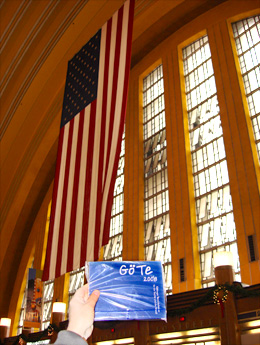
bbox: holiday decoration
[213,285,229,317]
[213,285,229,304]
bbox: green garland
[168,283,260,317]
[225,283,260,297]
[0,324,61,345]
[1,284,259,344]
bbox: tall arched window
[103,130,125,261]
[17,287,26,335]
[232,15,260,161]
[42,279,54,330]
[143,64,172,293]
[41,203,54,330]
[68,267,85,303]
[182,35,241,287]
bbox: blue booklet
[86,261,167,321]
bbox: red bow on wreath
[213,285,228,317]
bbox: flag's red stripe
[103,0,135,244]
[104,5,124,181]
[43,0,135,280]
[55,119,74,277]
[81,101,97,264]
[42,128,65,280]
[101,4,124,245]
[99,8,124,251]
[93,19,112,260]
[67,110,85,273]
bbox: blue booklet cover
[86,261,167,321]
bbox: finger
[81,283,89,295]
[74,284,89,300]
[87,290,100,308]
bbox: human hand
[67,284,100,340]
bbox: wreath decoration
[213,285,228,317]
[213,285,228,304]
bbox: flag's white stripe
[43,0,134,281]
[73,106,90,269]
[49,124,70,279]
[61,114,79,275]
[86,22,107,261]
[102,9,118,186]
[100,1,130,245]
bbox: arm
[54,330,88,345]
[54,284,100,345]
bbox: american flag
[42,0,135,281]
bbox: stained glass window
[232,15,260,161]
[143,65,172,293]
[42,280,54,330]
[103,131,125,261]
[17,287,26,335]
[42,203,54,330]
[68,267,85,303]
[182,35,241,287]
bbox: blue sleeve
[54,330,88,345]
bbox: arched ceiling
[0,0,227,316]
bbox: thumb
[87,290,100,308]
